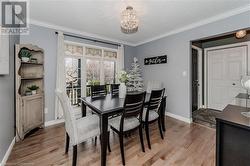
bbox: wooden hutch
[15,44,45,141]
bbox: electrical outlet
[45,108,48,114]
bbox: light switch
[45,108,48,114]
[182,71,187,77]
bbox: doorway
[192,46,202,112]
[206,45,248,110]
[192,48,199,111]
[191,29,250,128]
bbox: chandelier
[120,6,139,34]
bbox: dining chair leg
[65,132,70,154]
[72,145,77,166]
[119,135,125,165]
[81,101,86,117]
[145,123,151,149]
[158,119,164,139]
[107,132,111,152]
[139,124,145,152]
[94,136,97,146]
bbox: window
[64,42,119,103]
[86,59,101,85]
[85,47,117,86]
[104,61,115,84]
[65,57,81,105]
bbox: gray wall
[20,25,57,122]
[135,11,250,119]
[20,11,250,122]
[0,35,20,162]
[124,45,136,70]
[20,24,134,122]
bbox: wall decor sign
[144,55,167,65]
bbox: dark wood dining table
[81,93,166,166]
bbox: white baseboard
[0,137,15,166]
[45,119,65,127]
[165,112,192,124]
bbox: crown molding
[134,5,250,46]
[30,19,136,46]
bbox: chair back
[111,84,120,96]
[120,91,146,131]
[146,81,163,93]
[91,85,107,98]
[55,90,78,145]
[146,88,165,121]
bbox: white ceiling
[30,0,250,46]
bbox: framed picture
[0,28,10,75]
[144,55,167,65]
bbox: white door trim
[204,41,250,109]
[192,45,203,109]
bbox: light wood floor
[7,117,216,166]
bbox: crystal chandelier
[121,6,139,34]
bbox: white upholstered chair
[55,90,110,166]
[146,81,163,93]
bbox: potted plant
[25,89,32,96]
[117,70,129,98]
[27,85,39,95]
[19,48,32,62]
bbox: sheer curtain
[55,31,66,119]
[81,56,87,97]
[116,44,125,82]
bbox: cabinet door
[23,95,44,133]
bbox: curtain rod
[55,32,121,47]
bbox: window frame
[64,56,82,105]
[64,40,119,96]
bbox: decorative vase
[31,90,37,95]
[21,57,30,62]
[119,83,126,98]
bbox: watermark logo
[1,1,29,35]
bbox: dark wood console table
[216,104,250,166]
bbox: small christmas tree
[127,57,144,92]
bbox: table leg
[100,114,108,166]
[81,100,86,117]
[161,97,166,131]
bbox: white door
[207,46,247,110]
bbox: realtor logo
[1,1,29,35]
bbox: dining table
[81,93,167,166]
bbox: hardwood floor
[7,117,215,166]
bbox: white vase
[119,83,126,98]
[21,57,30,62]
[31,90,37,95]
